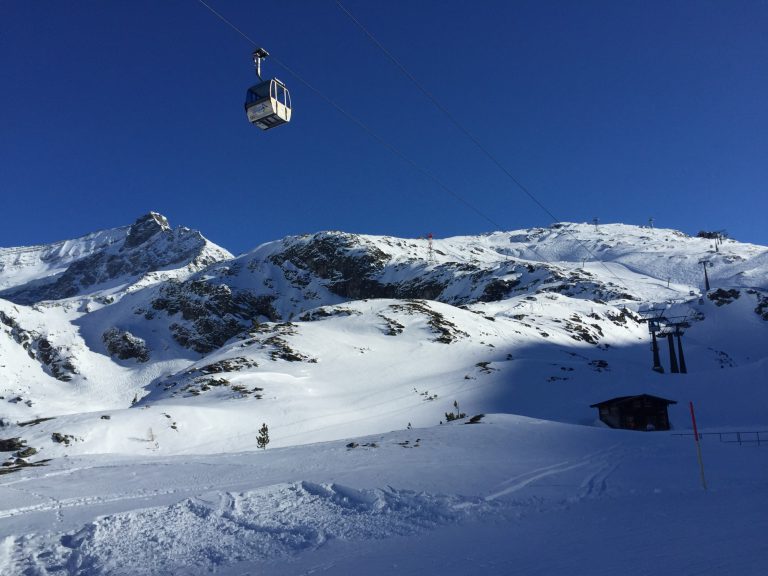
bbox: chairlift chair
[244,48,292,130]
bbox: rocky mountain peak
[1,213,231,304]
[124,212,171,248]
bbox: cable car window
[247,83,270,102]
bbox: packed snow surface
[2,417,768,575]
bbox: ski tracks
[484,444,624,503]
[3,482,483,575]
[1,447,627,575]
[0,486,183,521]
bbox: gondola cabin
[244,48,291,131]
[245,78,291,130]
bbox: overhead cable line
[196,0,258,45]
[334,0,633,290]
[197,0,632,301]
[195,0,503,231]
[334,0,557,224]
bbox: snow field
[2,416,767,575]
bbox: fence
[673,431,768,446]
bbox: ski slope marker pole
[689,401,707,491]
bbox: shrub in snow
[445,400,467,422]
[257,423,270,450]
[0,438,26,452]
[16,446,37,458]
[51,433,76,445]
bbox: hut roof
[590,394,677,409]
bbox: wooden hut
[590,394,676,431]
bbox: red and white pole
[689,401,708,491]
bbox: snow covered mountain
[1,216,767,453]
[0,212,232,303]
[2,215,767,575]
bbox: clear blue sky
[2,0,766,254]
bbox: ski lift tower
[639,308,666,373]
[666,320,689,374]
[656,325,679,374]
[699,259,712,292]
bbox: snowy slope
[1,218,767,575]
[2,416,767,575]
[0,228,125,293]
[0,212,232,304]
[1,219,766,449]
[0,213,232,421]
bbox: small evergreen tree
[257,423,270,450]
[445,400,466,422]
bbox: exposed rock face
[35,337,78,381]
[708,288,741,306]
[195,357,258,374]
[103,328,150,363]
[266,232,639,308]
[0,310,77,381]
[0,438,26,452]
[479,278,520,302]
[152,232,639,355]
[2,213,230,304]
[387,300,468,343]
[269,233,391,299]
[124,212,170,248]
[266,233,506,303]
[747,289,768,320]
[152,279,279,354]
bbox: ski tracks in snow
[1,446,626,575]
[3,482,489,575]
[0,485,184,522]
[484,444,624,503]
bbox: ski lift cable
[334,1,548,215]
[273,63,505,230]
[197,0,630,300]
[195,0,502,230]
[196,0,259,45]
[334,0,632,290]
